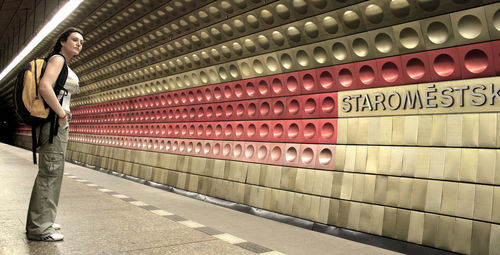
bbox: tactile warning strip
[63,173,284,255]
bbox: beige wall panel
[382,207,397,238]
[407,211,424,245]
[398,178,413,209]
[462,114,479,147]
[453,218,472,254]
[477,150,496,184]
[424,180,443,213]
[354,146,367,172]
[389,147,403,176]
[471,221,491,255]
[337,118,348,144]
[340,173,354,200]
[366,146,379,174]
[436,215,455,251]
[479,113,497,147]
[331,172,343,198]
[280,167,297,191]
[444,148,461,181]
[403,116,418,145]
[344,146,356,172]
[320,171,334,197]
[377,146,391,175]
[414,147,430,178]
[441,181,458,216]
[379,117,393,144]
[357,118,369,144]
[369,205,384,236]
[430,115,447,147]
[417,115,433,146]
[327,199,340,226]
[358,203,372,233]
[401,147,416,177]
[351,173,365,202]
[334,145,346,171]
[391,116,405,145]
[318,197,330,224]
[411,179,427,211]
[490,224,500,255]
[428,148,445,179]
[374,175,388,205]
[385,177,400,207]
[446,114,462,147]
[346,202,361,231]
[474,185,493,222]
[460,149,478,182]
[457,183,475,218]
[395,209,411,241]
[367,118,380,144]
[363,174,376,203]
[346,118,359,144]
[422,213,439,247]
[492,187,500,223]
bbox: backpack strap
[31,127,37,164]
[45,54,69,145]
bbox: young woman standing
[26,27,84,242]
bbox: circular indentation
[321,122,335,139]
[266,56,279,72]
[258,35,270,49]
[359,65,375,85]
[236,104,244,117]
[292,0,308,14]
[390,0,410,17]
[319,148,332,165]
[260,124,269,138]
[275,4,291,19]
[319,71,333,89]
[365,4,384,24]
[302,74,315,91]
[215,124,223,137]
[286,147,298,163]
[241,62,251,76]
[234,83,244,98]
[213,143,220,155]
[204,143,211,155]
[273,100,284,115]
[427,21,449,45]
[296,50,310,67]
[270,146,282,161]
[261,9,274,24]
[304,21,319,38]
[244,39,256,52]
[494,10,500,32]
[248,124,256,137]
[406,58,426,80]
[381,62,399,82]
[464,49,488,74]
[260,102,270,116]
[311,0,327,8]
[247,102,257,117]
[375,33,393,53]
[458,15,482,39]
[229,64,240,78]
[313,46,327,64]
[225,124,233,137]
[233,144,242,158]
[322,16,339,34]
[272,31,285,46]
[258,80,269,95]
[343,10,360,29]
[257,145,268,160]
[253,59,264,74]
[288,123,299,139]
[305,98,316,114]
[338,68,353,87]
[245,145,255,159]
[301,147,314,164]
[223,143,231,156]
[225,105,233,118]
[417,0,439,11]
[352,38,369,57]
[246,15,259,29]
[272,78,283,94]
[233,19,246,33]
[287,26,301,42]
[273,124,284,139]
[332,42,348,61]
[281,53,293,70]
[246,81,256,97]
[399,27,420,49]
[433,54,455,77]
[288,99,300,115]
[287,76,299,93]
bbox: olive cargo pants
[26,114,70,239]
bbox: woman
[26,27,84,242]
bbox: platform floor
[0,142,401,255]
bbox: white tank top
[49,55,79,112]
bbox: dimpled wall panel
[12,0,500,253]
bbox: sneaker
[41,233,64,242]
[52,223,61,230]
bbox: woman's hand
[58,113,67,127]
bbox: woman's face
[61,32,84,57]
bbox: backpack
[13,54,68,164]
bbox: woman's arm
[38,55,67,123]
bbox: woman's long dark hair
[47,27,84,58]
